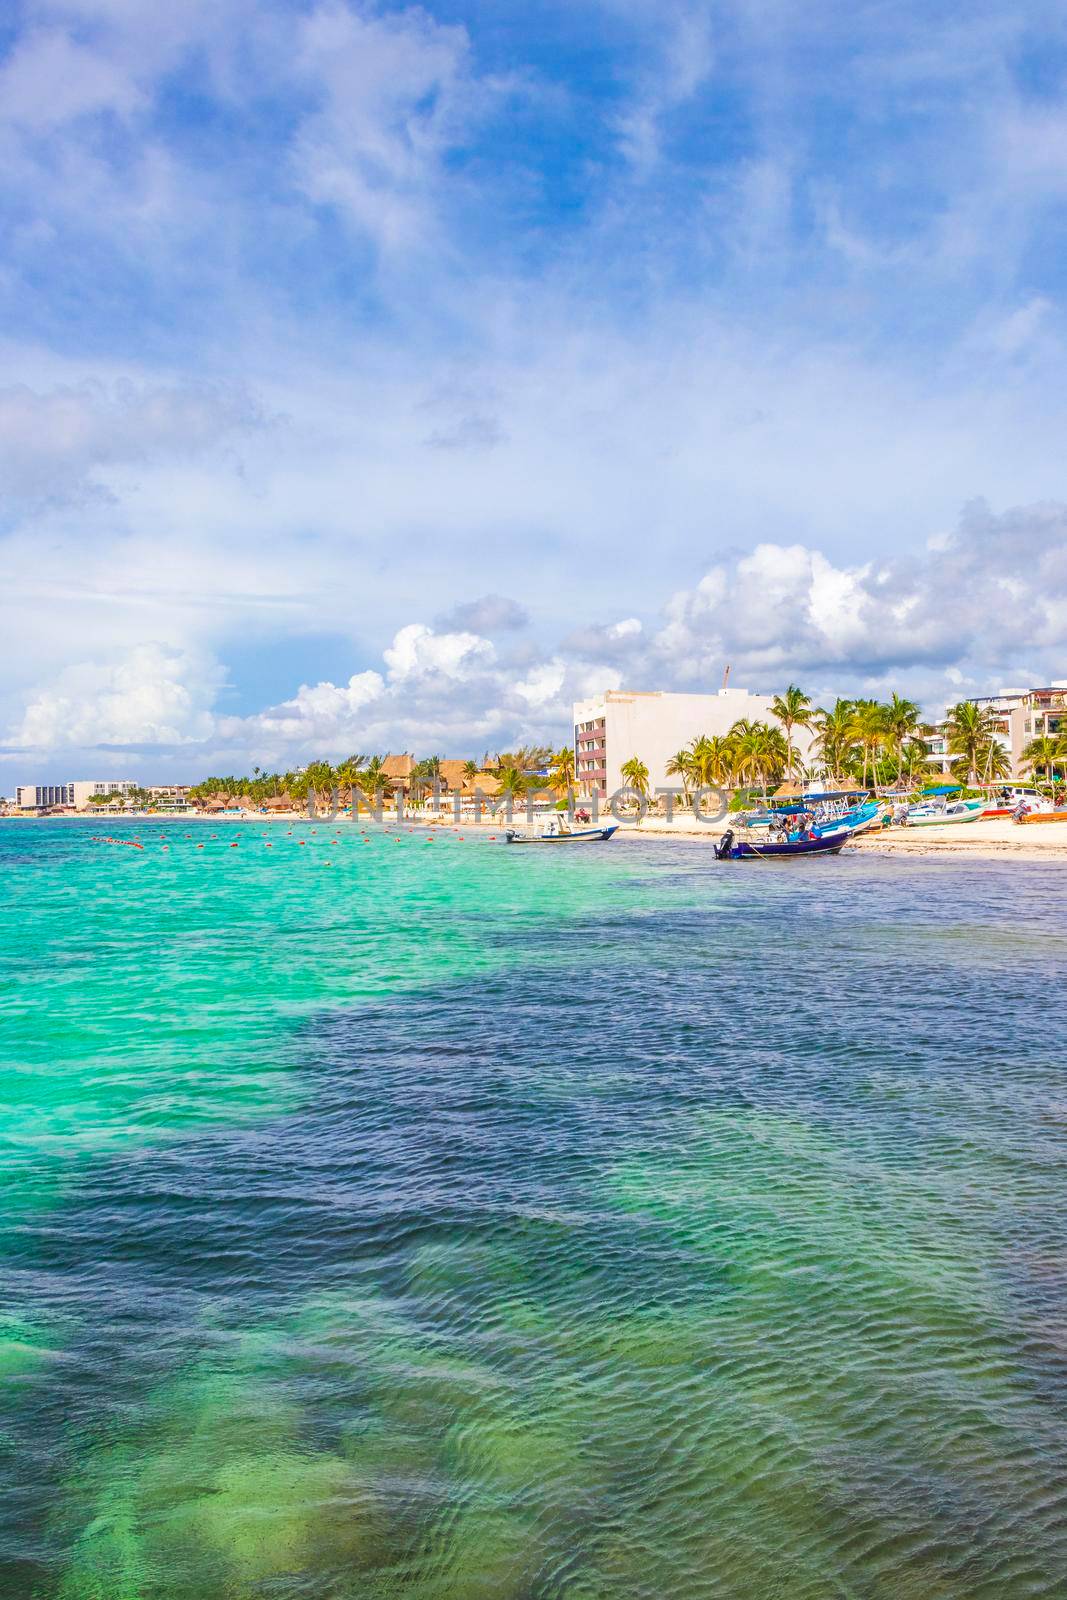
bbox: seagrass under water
[1,819,1065,1598]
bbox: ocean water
[1,817,1065,1599]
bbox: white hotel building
[572,687,816,799]
[15,780,137,811]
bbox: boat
[504,823,618,845]
[714,826,850,860]
[1016,810,1067,825]
[814,801,883,837]
[904,799,984,827]
[980,787,1054,818]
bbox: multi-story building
[572,687,815,799]
[147,785,189,809]
[924,684,1067,780]
[70,780,137,810]
[16,784,74,809]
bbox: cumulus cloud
[14,645,223,750]
[383,623,496,683]
[222,669,385,745]
[651,500,1067,700]
[9,501,1067,774]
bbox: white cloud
[14,644,223,749]
[223,669,385,746]
[289,1,482,251]
[383,623,496,683]
[0,26,145,130]
[0,379,266,505]
[651,499,1067,702]
[9,496,1067,773]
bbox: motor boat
[714,826,850,860]
[904,799,984,827]
[504,822,618,844]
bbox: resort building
[69,780,137,810]
[16,783,74,810]
[924,684,1067,780]
[572,687,816,798]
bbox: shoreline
[8,807,1067,860]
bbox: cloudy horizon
[3,0,1067,783]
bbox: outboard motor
[715,828,735,860]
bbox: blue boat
[714,826,850,860]
[812,801,881,837]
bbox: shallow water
[2,819,1065,1598]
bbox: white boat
[904,799,984,827]
[980,787,1054,818]
[504,823,618,845]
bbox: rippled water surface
[2,818,1066,1598]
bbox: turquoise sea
[1,818,1066,1598]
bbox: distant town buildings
[925,684,1067,780]
[572,687,816,798]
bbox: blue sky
[3,0,1067,781]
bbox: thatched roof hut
[382,753,415,791]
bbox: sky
[2,0,1067,783]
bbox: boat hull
[716,829,849,860]
[905,808,983,827]
[504,825,619,844]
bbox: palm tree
[769,685,812,777]
[462,759,479,782]
[732,723,787,801]
[497,765,530,802]
[690,734,735,790]
[812,700,857,781]
[1023,735,1060,787]
[619,755,651,821]
[355,755,389,809]
[665,747,694,804]
[548,745,576,801]
[881,694,921,780]
[852,700,886,791]
[304,760,336,810]
[945,702,1000,785]
[335,754,365,808]
[900,738,933,788]
[497,745,552,774]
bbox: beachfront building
[69,780,137,810]
[16,783,74,810]
[924,684,1067,780]
[148,785,189,806]
[572,687,816,799]
[381,753,415,798]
